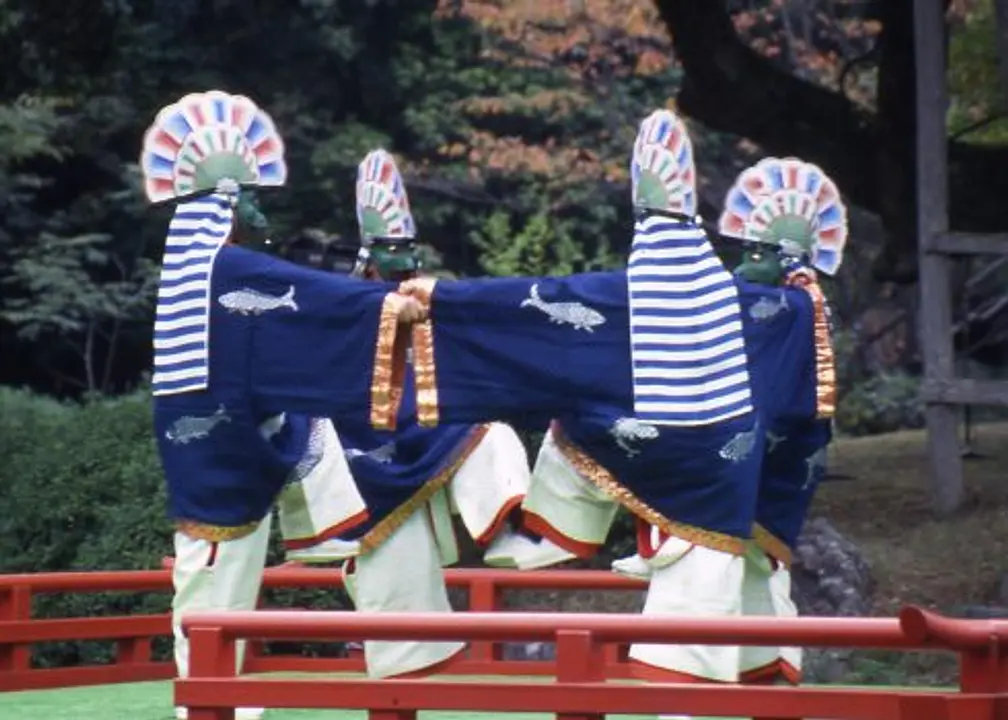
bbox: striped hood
[627,214,753,426]
[152,194,234,396]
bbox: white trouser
[630,537,745,683]
[526,429,746,682]
[347,510,464,678]
[449,422,530,543]
[740,550,801,680]
[275,419,366,552]
[344,423,529,678]
[522,428,620,552]
[172,514,272,679]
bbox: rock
[791,516,875,683]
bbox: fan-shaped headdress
[355,149,416,242]
[630,109,698,218]
[717,157,848,275]
[353,149,417,276]
[139,90,288,396]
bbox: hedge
[0,387,355,666]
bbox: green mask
[368,241,420,280]
[231,190,271,248]
[735,244,785,286]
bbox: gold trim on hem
[786,270,836,419]
[357,424,491,553]
[370,294,408,430]
[175,519,260,543]
[753,523,793,568]
[551,422,746,555]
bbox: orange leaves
[438,0,673,77]
[438,130,607,183]
[729,1,881,100]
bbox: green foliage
[835,371,925,437]
[472,208,621,277]
[0,387,353,666]
[948,0,1008,143]
[0,386,170,666]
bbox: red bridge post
[555,628,605,720]
[0,584,31,675]
[187,626,237,720]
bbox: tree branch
[655,0,1008,283]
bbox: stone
[790,516,875,683]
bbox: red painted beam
[900,605,1008,649]
[0,614,169,643]
[0,567,645,593]
[181,610,924,649]
[175,678,930,720]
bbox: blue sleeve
[416,272,634,426]
[736,279,819,422]
[209,245,402,428]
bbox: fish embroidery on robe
[803,447,828,490]
[290,420,328,481]
[165,405,231,445]
[520,283,606,332]
[748,292,789,322]
[218,285,299,315]
[345,441,396,464]
[718,424,758,463]
[609,417,659,458]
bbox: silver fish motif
[520,283,606,333]
[803,447,828,490]
[748,292,789,322]
[218,285,299,315]
[345,440,396,464]
[290,420,328,481]
[165,404,231,445]
[719,425,758,463]
[609,417,659,458]
[766,430,786,454]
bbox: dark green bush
[835,371,925,437]
[0,387,354,666]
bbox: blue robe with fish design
[333,366,485,547]
[741,260,836,561]
[154,244,398,538]
[412,271,822,547]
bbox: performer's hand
[397,277,437,300]
[387,293,428,324]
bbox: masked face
[366,241,420,282]
[231,190,271,248]
[735,244,784,286]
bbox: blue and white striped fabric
[152,194,234,396]
[627,214,753,426]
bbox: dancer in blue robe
[139,91,423,720]
[717,157,845,687]
[323,150,566,679]
[397,111,828,690]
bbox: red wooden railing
[6,564,1008,719]
[0,563,644,691]
[177,607,1008,720]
